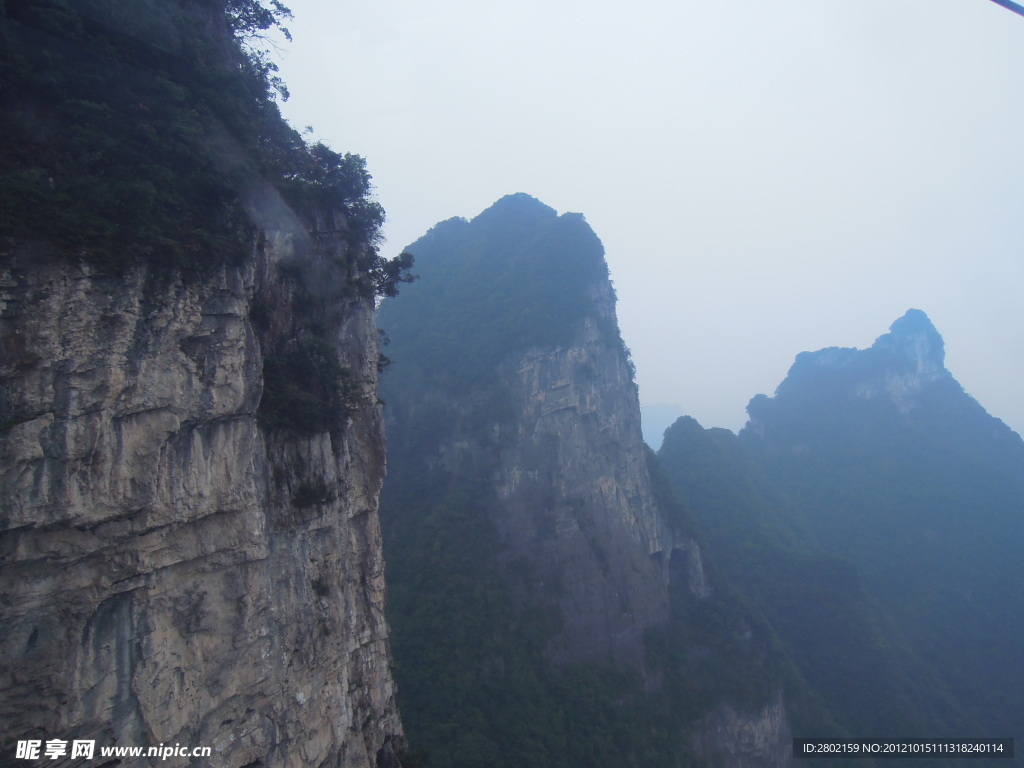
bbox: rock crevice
[0,228,402,767]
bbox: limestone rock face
[0,228,402,766]
[492,279,703,663]
[380,195,706,667]
[693,690,792,768]
[854,308,948,409]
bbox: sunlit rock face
[0,226,403,768]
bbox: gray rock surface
[0,223,402,766]
[693,689,792,768]
[491,278,705,664]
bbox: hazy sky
[269,0,1024,436]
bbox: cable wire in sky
[990,0,1024,17]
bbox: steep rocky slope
[487,269,702,665]
[0,220,404,767]
[0,2,405,765]
[380,194,700,665]
[377,194,791,768]
[659,310,1024,757]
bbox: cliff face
[491,277,704,663]
[0,221,403,766]
[380,194,702,667]
[378,195,790,768]
[493,280,794,766]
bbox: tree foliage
[0,0,409,294]
[226,0,293,100]
[657,385,1024,766]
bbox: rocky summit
[377,194,791,768]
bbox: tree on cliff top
[0,0,412,292]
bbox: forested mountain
[659,310,1024,762]
[5,1,1018,764]
[378,194,795,768]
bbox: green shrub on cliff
[0,0,411,290]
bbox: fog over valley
[273,0,1024,437]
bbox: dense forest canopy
[0,0,411,292]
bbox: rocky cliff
[0,215,403,767]
[380,194,703,667]
[491,273,708,664]
[377,194,790,768]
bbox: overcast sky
[270,0,1024,437]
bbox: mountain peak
[874,308,945,371]
[474,192,558,224]
[746,311,955,433]
[889,307,936,335]
[834,309,949,409]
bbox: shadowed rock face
[489,278,697,664]
[379,194,793,767]
[0,225,402,767]
[381,195,704,667]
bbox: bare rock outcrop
[0,225,402,767]
[492,278,704,664]
[693,689,793,768]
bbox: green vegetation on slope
[742,369,1024,745]
[658,313,1024,765]
[379,194,614,396]
[379,196,669,766]
[657,418,970,747]
[0,0,408,286]
[1,0,414,439]
[379,197,797,766]
[381,432,796,767]
[382,467,681,768]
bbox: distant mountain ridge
[660,309,1024,760]
[746,309,1017,442]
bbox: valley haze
[4,2,1021,767]
[272,0,1024,438]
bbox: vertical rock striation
[0,219,403,767]
[491,277,700,664]
[381,194,704,667]
[379,194,790,768]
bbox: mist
[271,0,1024,436]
